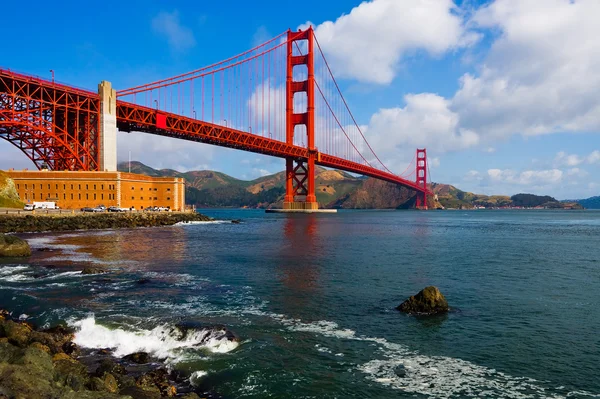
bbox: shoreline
[0,211,214,234]
[0,307,215,398]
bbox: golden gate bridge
[0,27,433,210]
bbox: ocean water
[1,209,599,398]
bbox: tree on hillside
[511,193,557,207]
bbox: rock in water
[123,351,150,364]
[81,267,107,275]
[397,286,449,315]
[0,234,31,257]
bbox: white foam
[174,220,228,226]
[190,370,208,386]
[71,316,239,363]
[241,309,599,398]
[0,265,29,276]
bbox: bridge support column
[98,81,117,171]
[283,27,318,211]
[415,148,428,210]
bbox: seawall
[0,212,212,233]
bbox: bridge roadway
[0,68,431,196]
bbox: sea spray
[71,316,239,362]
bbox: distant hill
[117,161,582,210]
[572,196,600,209]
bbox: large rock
[81,267,107,275]
[0,234,31,257]
[397,286,449,315]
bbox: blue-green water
[1,210,599,398]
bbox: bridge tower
[415,148,428,210]
[283,27,318,211]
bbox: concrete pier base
[265,208,337,214]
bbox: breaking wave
[71,316,239,363]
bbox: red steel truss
[0,69,100,171]
[0,27,433,206]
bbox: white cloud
[452,0,600,138]
[554,151,584,167]
[252,26,271,47]
[117,131,214,172]
[302,0,478,84]
[464,170,483,181]
[567,168,588,178]
[554,150,600,167]
[152,11,196,52]
[367,93,479,159]
[487,168,563,186]
[587,150,600,164]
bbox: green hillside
[117,161,580,210]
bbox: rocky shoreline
[0,308,227,398]
[0,212,213,234]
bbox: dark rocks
[136,278,152,285]
[135,368,177,397]
[95,358,127,376]
[394,364,407,377]
[53,354,90,391]
[81,267,108,275]
[123,351,150,364]
[88,372,119,393]
[37,247,54,252]
[120,386,162,399]
[231,219,241,224]
[0,233,31,257]
[0,310,209,398]
[397,286,449,315]
[97,348,112,355]
[1,319,33,347]
[0,212,214,234]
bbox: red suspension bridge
[0,27,433,210]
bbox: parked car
[107,206,122,212]
[23,204,35,211]
[81,207,95,212]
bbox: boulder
[81,267,107,275]
[0,234,31,257]
[397,286,449,315]
[1,319,33,347]
[136,368,176,396]
[88,372,119,393]
[123,351,150,364]
[95,358,127,376]
[394,364,406,377]
[120,386,162,399]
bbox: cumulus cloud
[117,132,214,172]
[554,150,600,167]
[487,168,563,186]
[152,11,196,52]
[452,0,600,138]
[366,93,479,158]
[302,0,478,84]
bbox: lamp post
[49,70,54,83]
[154,99,158,109]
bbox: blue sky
[1,0,599,199]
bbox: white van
[33,201,59,209]
[23,204,35,211]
